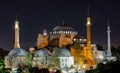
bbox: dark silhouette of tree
[110,46,120,60]
[0,48,5,59]
[96,44,104,51]
[29,67,49,73]
[49,47,60,68]
[0,48,9,59]
[85,60,120,73]
[111,46,117,56]
[55,69,61,73]
[40,68,49,73]
[0,58,10,73]
[29,67,40,73]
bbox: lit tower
[43,29,47,36]
[84,6,96,68]
[107,19,112,57]
[86,16,91,47]
[14,18,20,49]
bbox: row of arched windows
[50,30,77,35]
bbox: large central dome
[50,23,77,35]
[59,48,71,57]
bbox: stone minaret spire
[107,18,112,56]
[86,6,91,46]
[14,17,20,49]
[62,19,64,25]
[84,6,96,67]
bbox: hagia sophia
[4,13,112,72]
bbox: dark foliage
[85,60,120,73]
[0,48,9,59]
[29,67,49,73]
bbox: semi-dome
[49,38,59,47]
[59,48,71,57]
[34,49,49,57]
[53,24,73,31]
[8,48,27,56]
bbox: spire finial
[108,17,110,26]
[62,19,64,25]
[86,4,91,25]
[107,17,110,32]
[16,12,18,21]
[87,5,90,17]
[15,13,19,29]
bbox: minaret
[86,6,91,48]
[107,19,112,57]
[86,16,91,46]
[43,29,47,35]
[84,6,96,68]
[62,20,64,25]
[14,17,20,49]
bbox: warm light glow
[73,39,76,41]
[81,64,88,70]
[15,21,19,29]
[87,17,91,25]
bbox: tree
[23,53,33,72]
[48,47,60,68]
[0,48,4,59]
[0,57,10,73]
[85,60,120,73]
[111,46,117,56]
[0,58,4,71]
[96,44,104,51]
[0,48,9,60]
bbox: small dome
[52,48,71,57]
[34,49,48,57]
[53,24,73,31]
[8,48,27,56]
[59,48,71,57]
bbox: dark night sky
[0,0,120,50]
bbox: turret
[83,6,96,69]
[86,16,91,46]
[43,29,47,36]
[107,19,112,57]
[14,18,20,48]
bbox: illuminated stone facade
[37,34,48,48]
[4,18,106,71]
[37,23,77,48]
[84,17,97,68]
[36,20,99,69]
